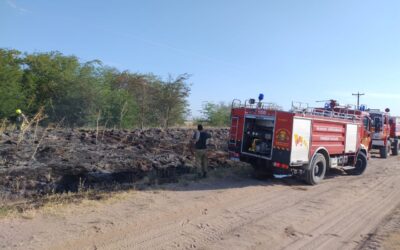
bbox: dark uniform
[193,129,211,177]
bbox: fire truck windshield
[370,113,383,132]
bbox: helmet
[16,109,22,114]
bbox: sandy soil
[1,156,400,250]
[357,200,400,250]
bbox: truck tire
[345,152,367,175]
[304,153,326,185]
[392,141,399,156]
[380,146,388,158]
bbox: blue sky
[1,0,400,117]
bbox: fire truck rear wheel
[392,141,399,156]
[305,153,326,185]
[345,151,367,175]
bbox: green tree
[113,72,161,128]
[200,102,231,127]
[0,48,191,129]
[0,49,24,118]
[155,74,191,128]
[22,52,101,126]
[95,67,138,128]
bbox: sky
[1,0,400,117]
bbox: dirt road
[1,156,400,250]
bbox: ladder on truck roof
[291,102,362,121]
[231,99,282,110]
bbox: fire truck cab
[390,116,400,155]
[368,109,400,157]
[229,99,371,185]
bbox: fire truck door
[290,118,312,164]
[345,124,358,153]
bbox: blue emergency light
[258,93,264,101]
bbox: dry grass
[0,163,248,220]
[17,107,46,145]
[0,185,138,220]
[0,119,8,135]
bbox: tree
[111,72,191,129]
[155,74,191,128]
[0,48,192,129]
[112,72,157,129]
[200,102,231,127]
[22,51,87,126]
[21,52,104,127]
[0,49,24,118]
[95,67,138,128]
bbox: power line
[352,92,365,109]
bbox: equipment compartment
[242,117,275,158]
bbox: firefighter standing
[192,124,211,178]
[15,109,28,131]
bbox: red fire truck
[390,116,400,155]
[368,109,400,157]
[228,99,371,185]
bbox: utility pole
[352,92,365,109]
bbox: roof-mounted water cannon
[329,99,338,109]
[317,99,338,110]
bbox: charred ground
[0,128,229,200]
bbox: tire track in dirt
[54,184,288,249]
[205,170,396,250]
[1,157,400,250]
[59,184,319,249]
[58,160,393,250]
[283,176,400,250]
[356,203,400,250]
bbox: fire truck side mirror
[249,99,256,105]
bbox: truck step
[342,166,355,170]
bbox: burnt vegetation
[0,48,235,214]
[0,128,229,199]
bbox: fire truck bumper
[372,140,385,147]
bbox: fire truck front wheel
[379,143,390,158]
[304,153,326,185]
[345,151,367,176]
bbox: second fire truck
[368,108,400,158]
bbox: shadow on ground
[142,164,354,193]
